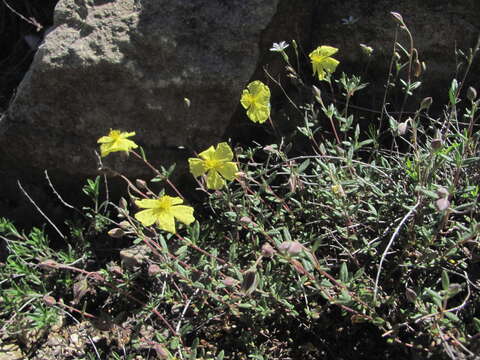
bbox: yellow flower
[331,184,345,197]
[309,46,340,81]
[240,80,271,123]
[188,142,238,190]
[134,196,195,233]
[97,129,138,157]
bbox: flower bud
[436,187,449,198]
[467,86,477,101]
[414,59,422,77]
[359,43,373,57]
[222,276,237,287]
[435,197,450,211]
[397,120,409,136]
[119,197,128,210]
[420,97,433,110]
[278,241,303,255]
[43,295,56,306]
[261,243,276,258]
[431,137,443,151]
[118,221,131,229]
[239,216,255,226]
[135,179,147,189]
[405,288,417,303]
[390,12,404,25]
[312,85,322,103]
[148,264,161,277]
[108,228,125,238]
[183,97,191,108]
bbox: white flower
[270,41,289,52]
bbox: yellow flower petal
[97,135,113,144]
[168,196,184,206]
[217,162,238,181]
[156,211,176,234]
[97,129,138,157]
[316,45,338,57]
[134,196,195,233]
[198,146,216,160]
[188,158,207,177]
[134,208,157,227]
[206,169,226,190]
[170,205,195,225]
[135,199,162,209]
[309,46,340,81]
[212,142,234,161]
[240,90,254,109]
[240,81,271,123]
[246,104,270,124]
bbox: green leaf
[340,262,349,283]
[297,159,311,173]
[449,79,459,105]
[441,270,450,291]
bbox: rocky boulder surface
[1,0,313,176]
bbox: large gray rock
[0,0,313,225]
[1,0,313,177]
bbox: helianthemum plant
[134,195,195,234]
[240,80,271,123]
[97,129,138,157]
[188,142,238,190]
[309,46,340,81]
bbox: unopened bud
[148,264,161,277]
[136,179,147,189]
[119,197,128,210]
[414,59,422,77]
[285,66,296,75]
[467,86,477,101]
[183,97,191,108]
[360,43,373,57]
[397,120,409,136]
[43,295,56,306]
[239,216,255,226]
[312,85,322,103]
[436,187,449,199]
[108,228,125,238]
[261,243,276,258]
[420,97,433,110]
[222,277,237,287]
[405,288,417,303]
[118,221,131,229]
[390,12,404,25]
[431,137,443,151]
[278,241,303,255]
[435,197,450,211]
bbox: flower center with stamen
[205,159,220,170]
[156,197,172,211]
